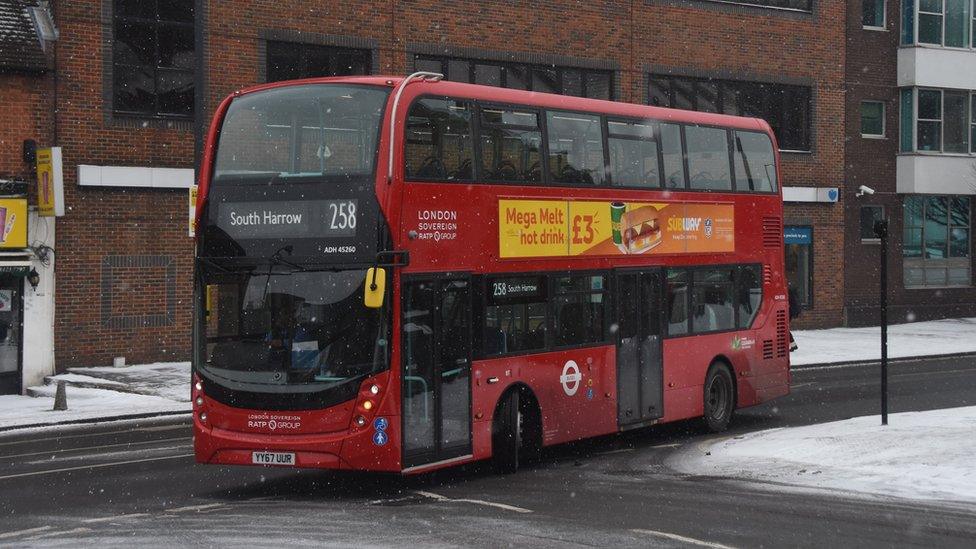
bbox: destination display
[498,199,734,259]
[217,199,359,240]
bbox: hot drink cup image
[620,205,662,254]
[610,201,626,245]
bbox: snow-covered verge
[671,406,976,507]
[791,317,976,366]
[0,362,191,432]
[63,361,191,402]
[0,386,188,431]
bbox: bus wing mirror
[364,267,386,309]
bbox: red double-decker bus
[192,73,790,474]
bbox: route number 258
[329,201,357,230]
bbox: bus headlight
[362,400,373,411]
[195,397,204,406]
[354,415,366,427]
[199,412,207,423]
[195,381,203,392]
[369,384,380,395]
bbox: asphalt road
[1,356,975,548]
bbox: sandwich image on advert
[620,206,662,254]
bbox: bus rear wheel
[702,362,735,432]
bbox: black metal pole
[875,219,889,426]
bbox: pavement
[0,355,974,547]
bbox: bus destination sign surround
[218,199,358,240]
[498,199,734,258]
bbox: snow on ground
[0,385,188,431]
[671,406,976,507]
[64,361,190,402]
[0,362,191,431]
[791,317,976,366]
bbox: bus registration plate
[251,451,295,466]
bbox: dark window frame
[860,205,886,243]
[415,55,615,100]
[265,41,371,83]
[648,74,812,152]
[112,0,195,119]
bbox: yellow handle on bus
[364,267,386,309]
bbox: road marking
[82,513,151,523]
[631,528,737,549]
[0,453,194,481]
[0,423,187,447]
[650,443,682,449]
[6,437,191,460]
[25,444,193,465]
[0,526,52,539]
[415,490,533,514]
[26,527,92,540]
[597,448,635,455]
[165,503,226,513]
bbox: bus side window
[686,126,732,191]
[660,123,686,189]
[552,275,607,347]
[737,265,763,329]
[691,268,736,333]
[666,269,689,336]
[546,111,606,186]
[733,131,777,193]
[479,108,542,183]
[608,119,661,188]
[483,276,547,355]
[404,98,474,181]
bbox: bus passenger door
[401,277,472,469]
[615,270,664,428]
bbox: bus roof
[226,75,776,138]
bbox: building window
[860,206,885,242]
[864,0,886,28]
[784,226,813,307]
[861,101,886,137]
[903,196,971,287]
[416,55,614,100]
[266,42,370,82]
[649,75,812,152]
[905,0,973,46]
[112,0,194,118]
[900,88,914,151]
[904,88,973,153]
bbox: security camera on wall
[856,185,875,197]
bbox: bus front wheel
[702,362,735,432]
[492,390,522,473]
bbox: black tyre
[492,391,522,473]
[702,363,735,432]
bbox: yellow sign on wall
[0,199,29,249]
[36,147,65,217]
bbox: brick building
[4,0,858,392]
[844,0,976,326]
